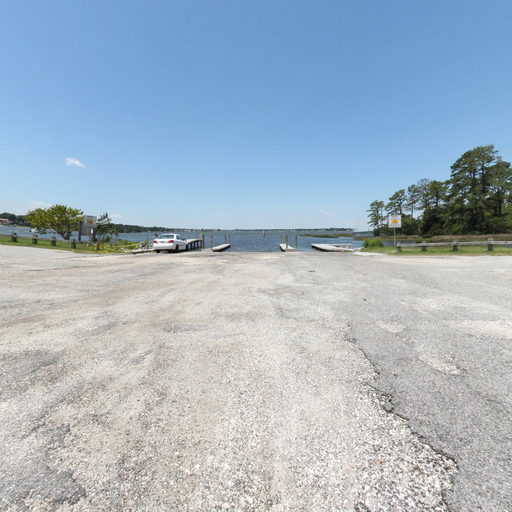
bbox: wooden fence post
[421,241,427,252]
[11,232,17,242]
[452,241,458,252]
[32,235,38,244]
[50,236,56,246]
[396,242,401,253]
[488,238,494,251]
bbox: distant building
[0,218,13,225]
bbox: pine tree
[367,200,385,235]
[447,145,501,233]
[386,189,406,215]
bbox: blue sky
[1,0,512,229]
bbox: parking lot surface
[0,246,510,511]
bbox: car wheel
[174,244,180,253]
[155,250,161,253]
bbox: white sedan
[153,233,188,253]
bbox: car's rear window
[158,234,175,239]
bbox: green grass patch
[357,233,512,242]
[0,235,137,254]
[363,238,384,249]
[362,245,512,255]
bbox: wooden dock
[279,244,296,252]
[212,243,231,252]
[311,243,356,252]
[185,238,203,250]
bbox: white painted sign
[83,215,97,227]
[388,214,402,228]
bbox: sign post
[388,214,402,246]
[81,216,97,240]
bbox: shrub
[363,238,384,248]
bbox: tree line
[3,206,175,239]
[0,212,28,225]
[368,145,512,236]
[25,205,115,240]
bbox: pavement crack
[346,327,459,512]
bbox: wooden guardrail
[396,239,512,252]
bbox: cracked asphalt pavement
[0,245,510,511]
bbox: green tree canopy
[26,204,83,240]
[367,200,385,235]
[96,212,119,240]
[406,184,420,218]
[386,189,406,215]
[447,145,506,233]
[367,145,512,236]
[424,180,448,210]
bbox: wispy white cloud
[111,213,122,219]
[65,157,86,168]
[319,209,332,216]
[29,200,51,210]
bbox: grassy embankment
[363,244,512,255]
[301,232,512,254]
[357,233,512,242]
[360,233,512,255]
[0,234,138,254]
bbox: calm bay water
[0,225,363,252]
